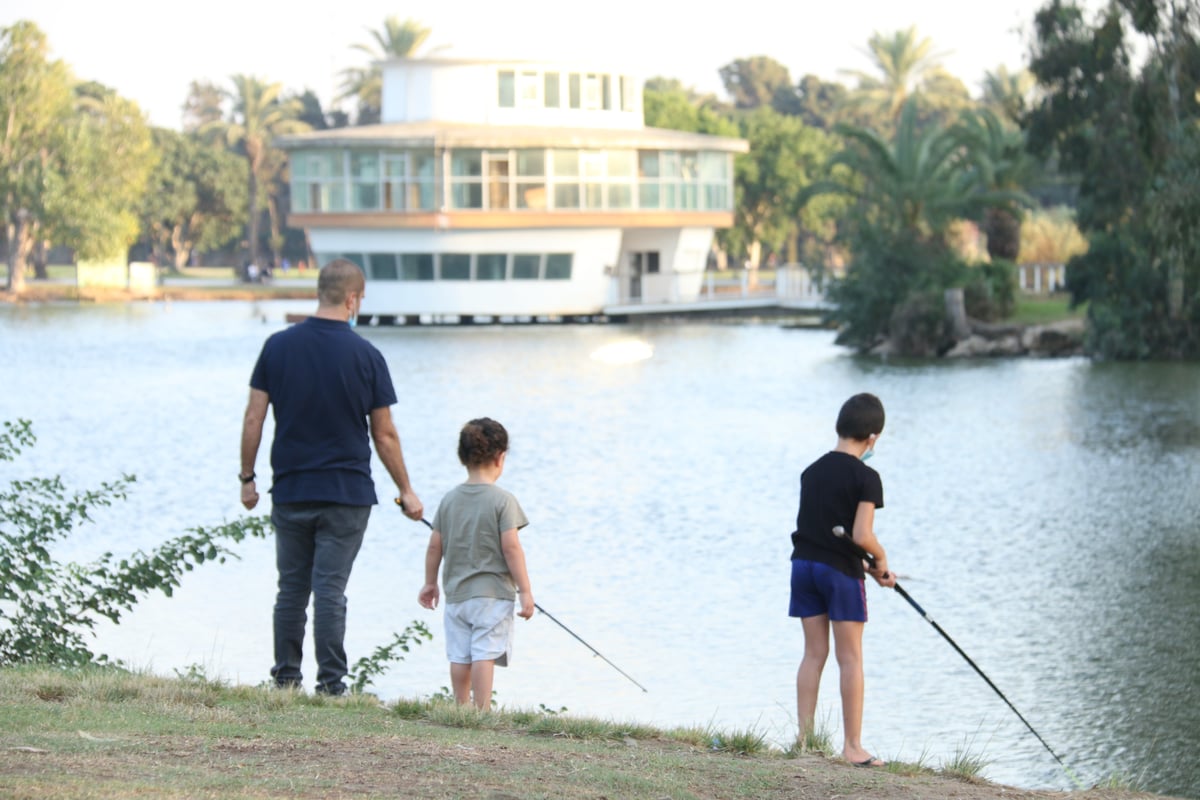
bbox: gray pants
[270,502,370,694]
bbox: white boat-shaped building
[279,57,748,322]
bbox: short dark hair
[458,417,509,467]
[317,258,365,306]
[836,393,885,440]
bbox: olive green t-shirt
[433,483,529,603]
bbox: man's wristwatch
[239,472,256,484]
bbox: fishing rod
[832,526,1076,776]
[406,506,648,692]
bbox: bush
[0,419,272,666]
[964,258,1018,321]
[888,291,951,356]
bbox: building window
[631,251,660,274]
[545,254,572,280]
[369,253,398,280]
[477,253,507,280]
[512,254,540,279]
[544,72,560,107]
[568,73,581,109]
[411,150,437,210]
[350,152,380,210]
[451,150,483,209]
[584,74,602,109]
[440,253,471,280]
[400,254,434,280]
[498,70,515,107]
[517,71,540,107]
[383,154,406,210]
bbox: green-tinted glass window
[498,71,515,107]
[544,73,560,107]
[554,184,580,209]
[343,253,366,270]
[369,253,398,280]
[440,253,470,280]
[400,254,434,281]
[477,254,507,280]
[638,184,660,209]
[638,151,659,178]
[452,183,482,209]
[452,151,482,177]
[512,254,540,279]
[516,149,545,177]
[608,184,633,209]
[568,73,581,108]
[545,254,572,280]
[351,153,378,179]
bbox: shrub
[0,419,274,666]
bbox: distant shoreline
[0,283,317,304]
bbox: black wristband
[239,472,256,484]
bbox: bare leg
[470,659,496,710]
[450,662,472,705]
[831,619,880,765]
[796,614,830,745]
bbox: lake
[2,300,1197,797]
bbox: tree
[980,65,1036,125]
[203,75,309,269]
[718,56,795,110]
[642,79,737,136]
[725,108,836,268]
[44,83,156,265]
[0,21,72,292]
[338,16,433,125]
[949,108,1036,260]
[835,26,975,139]
[182,79,224,133]
[807,101,1024,350]
[138,128,247,269]
[789,74,850,130]
[1027,0,1200,358]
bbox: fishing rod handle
[831,525,891,580]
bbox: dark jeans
[270,502,370,694]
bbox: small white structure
[279,58,747,320]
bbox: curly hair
[458,417,509,467]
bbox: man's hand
[396,491,424,521]
[517,592,535,620]
[241,480,259,510]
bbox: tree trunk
[266,192,283,271]
[170,224,192,271]
[5,210,34,293]
[246,167,260,267]
[944,287,971,340]
[984,207,1021,262]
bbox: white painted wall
[309,227,622,316]
[381,60,641,129]
[616,227,714,304]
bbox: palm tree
[203,75,309,269]
[815,100,992,240]
[949,108,1036,261]
[840,27,949,123]
[980,65,1036,126]
[338,16,433,124]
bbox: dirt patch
[0,726,1172,800]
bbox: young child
[789,392,896,767]
[418,418,535,709]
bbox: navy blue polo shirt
[249,317,397,505]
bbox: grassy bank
[0,666,1168,800]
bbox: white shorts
[444,597,515,667]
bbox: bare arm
[369,406,423,520]
[417,529,443,609]
[851,500,894,587]
[500,527,534,619]
[239,388,269,510]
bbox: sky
[3,0,1068,130]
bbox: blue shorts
[789,559,868,622]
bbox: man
[240,258,424,695]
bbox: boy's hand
[868,563,896,588]
[418,583,439,609]
[517,593,535,620]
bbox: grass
[1010,292,1086,325]
[4,664,1116,800]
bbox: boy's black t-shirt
[790,451,884,578]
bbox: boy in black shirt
[789,393,895,767]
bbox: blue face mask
[348,314,358,329]
[861,449,874,462]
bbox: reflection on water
[2,302,1198,798]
